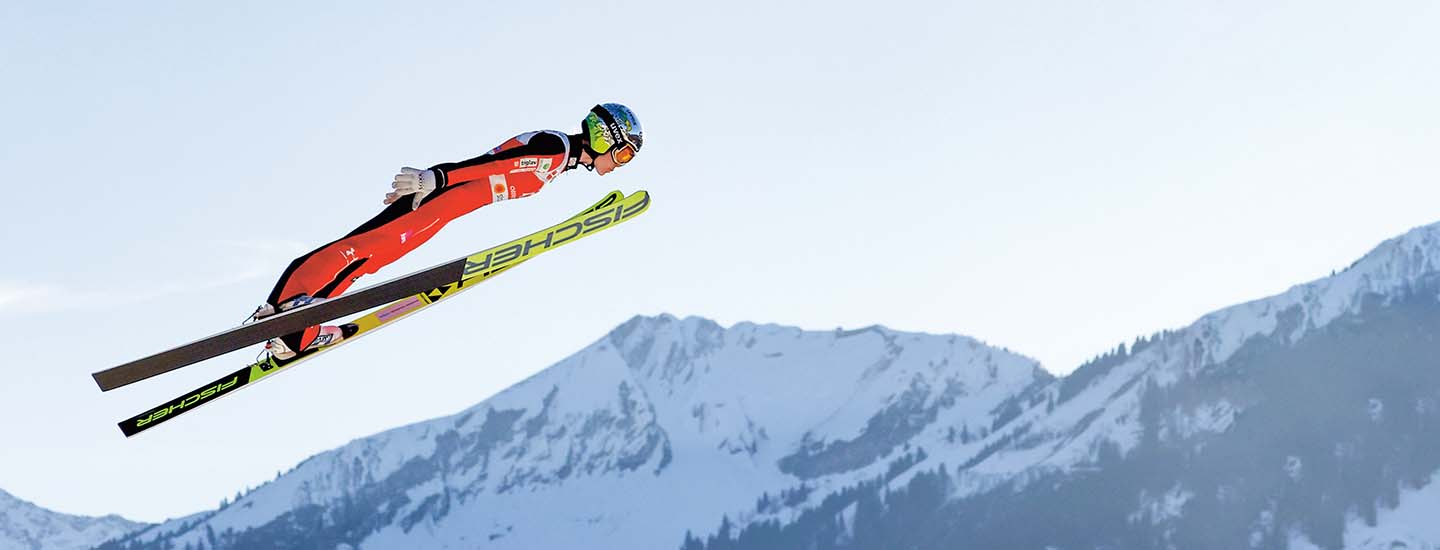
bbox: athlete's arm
[427,131,569,188]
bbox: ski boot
[249,294,358,360]
[249,293,326,322]
[264,323,360,361]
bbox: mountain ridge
[689,220,1440,549]
[99,220,1440,550]
[103,313,1046,549]
[0,488,147,550]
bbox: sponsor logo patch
[489,174,509,202]
[535,158,559,183]
[516,158,539,169]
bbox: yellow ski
[118,190,650,437]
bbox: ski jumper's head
[576,103,643,176]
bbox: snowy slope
[1345,472,1440,550]
[105,315,1047,549]
[943,221,1440,488]
[686,221,1440,549]
[0,488,146,550]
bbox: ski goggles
[610,142,636,166]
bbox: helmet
[583,103,643,157]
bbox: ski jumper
[267,130,583,350]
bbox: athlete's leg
[307,187,472,297]
[264,200,419,352]
[265,200,419,306]
[264,193,465,352]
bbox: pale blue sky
[2,0,1438,522]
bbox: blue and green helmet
[583,103,643,156]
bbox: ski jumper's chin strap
[569,133,596,171]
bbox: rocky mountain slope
[688,223,1440,550]
[102,314,1047,549]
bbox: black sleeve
[428,132,568,188]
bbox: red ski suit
[267,130,582,350]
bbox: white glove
[384,167,438,210]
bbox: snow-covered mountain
[681,223,1440,549]
[101,314,1048,549]
[0,488,146,550]
[99,221,1440,550]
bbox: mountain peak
[607,313,723,348]
[603,314,727,382]
[0,487,148,550]
[108,316,1048,550]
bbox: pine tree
[681,530,704,550]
